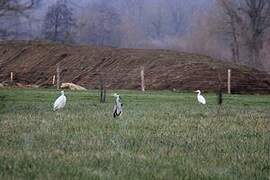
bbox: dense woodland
[1,0,270,71]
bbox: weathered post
[217,72,223,105]
[100,74,106,103]
[56,64,60,90]
[10,72,14,84]
[227,69,231,94]
[52,75,56,86]
[141,66,145,92]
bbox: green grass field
[0,88,269,179]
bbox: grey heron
[113,93,123,118]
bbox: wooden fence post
[100,74,106,103]
[141,66,145,92]
[217,72,223,105]
[52,75,56,85]
[57,64,60,90]
[227,69,231,94]
[103,87,106,103]
[10,72,14,83]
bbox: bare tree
[167,0,186,36]
[0,0,36,16]
[240,0,270,68]
[150,5,163,39]
[217,0,270,69]
[0,0,39,40]
[42,0,75,43]
[218,0,241,63]
[121,0,144,24]
[78,2,121,47]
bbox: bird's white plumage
[113,93,123,117]
[53,91,66,111]
[195,90,206,104]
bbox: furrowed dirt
[0,41,269,93]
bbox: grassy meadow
[0,88,269,179]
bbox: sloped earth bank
[0,41,269,93]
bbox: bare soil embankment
[0,41,269,93]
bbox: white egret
[113,93,123,118]
[53,90,67,111]
[195,90,206,105]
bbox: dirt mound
[0,41,269,93]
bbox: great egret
[195,90,206,105]
[53,90,67,111]
[113,93,123,118]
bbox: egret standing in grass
[53,90,67,111]
[113,93,123,118]
[195,90,206,105]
